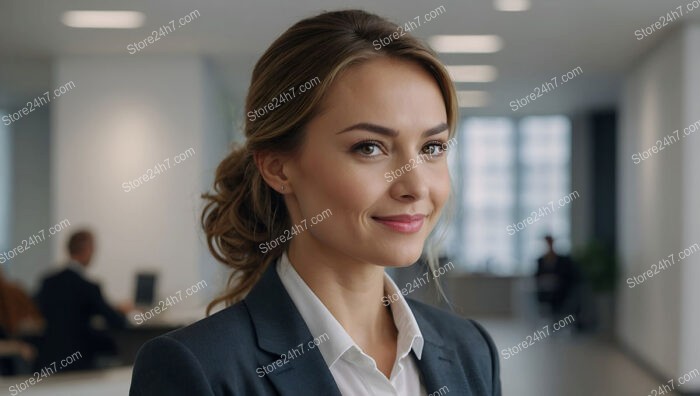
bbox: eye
[352,139,385,157]
[422,140,447,157]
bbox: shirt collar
[67,259,85,276]
[384,271,425,360]
[276,250,424,368]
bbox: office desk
[111,305,207,365]
[0,319,203,394]
[0,366,133,396]
[110,324,182,366]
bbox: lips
[372,214,427,233]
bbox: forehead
[311,57,447,133]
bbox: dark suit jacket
[130,263,502,395]
[35,267,127,370]
[535,255,579,300]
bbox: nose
[387,154,430,202]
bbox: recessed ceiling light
[428,35,503,53]
[494,0,531,12]
[62,11,145,29]
[446,66,498,83]
[457,91,490,108]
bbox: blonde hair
[202,9,458,315]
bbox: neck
[287,238,397,348]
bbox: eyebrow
[336,122,449,138]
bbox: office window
[447,116,571,275]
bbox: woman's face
[284,56,451,267]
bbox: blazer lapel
[258,349,341,396]
[244,260,342,396]
[409,300,473,396]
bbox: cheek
[297,153,379,217]
[431,165,451,208]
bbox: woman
[130,9,501,396]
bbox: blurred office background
[0,0,699,394]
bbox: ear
[254,150,292,194]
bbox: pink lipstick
[372,214,425,233]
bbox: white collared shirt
[276,250,426,396]
[67,259,86,277]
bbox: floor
[478,316,670,396]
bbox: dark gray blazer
[129,263,502,395]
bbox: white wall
[52,55,230,318]
[680,25,700,382]
[618,25,700,391]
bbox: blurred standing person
[535,235,580,317]
[35,230,130,371]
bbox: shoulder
[43,268,67,280]
[39,269,72,288]
[407,298,500,379]
[131,302,256,394]
[58,270,100,294]
[168,302,251,345]
[140,301,253,362]
[131,331,217,395]
[48,268,86,283]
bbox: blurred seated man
[35,230,130,371]
[535,235,580,317]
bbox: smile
[372,214,425,234]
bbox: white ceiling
[0,0,693,115]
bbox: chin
[374,247,424,268]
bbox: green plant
[573,241,617,292]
